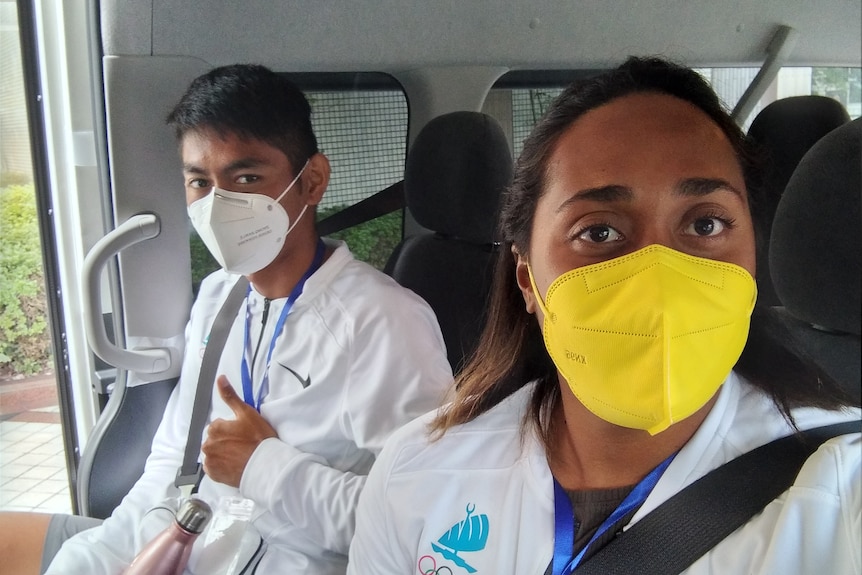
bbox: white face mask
[187,161,309,275]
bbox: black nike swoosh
[277,362,311,388]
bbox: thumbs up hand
[201,375,278,487]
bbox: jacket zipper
[249,298,271,383]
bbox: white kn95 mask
[188,161,309,275]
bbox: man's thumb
[216,375,245,413]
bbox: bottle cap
[175,498,212,534]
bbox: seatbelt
[317,180,403,236]
[573,420,861,575]
[175,276,250,496]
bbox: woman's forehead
[545,93,746,195]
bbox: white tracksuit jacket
[348,371,861,575]
[48,240,453,574]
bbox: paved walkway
[0,374,73,514]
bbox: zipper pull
[261,298,271,327]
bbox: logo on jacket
[428,503,489,573]
[199,333,210,358]
[277,362,311,388]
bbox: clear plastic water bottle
[123,498,212,575]
[191,496,255,575]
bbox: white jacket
[49,240,453,574]
[348,371,861,575]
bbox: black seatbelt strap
[175,276,250,493]
[574,420,861,575]
[317,180,403,236]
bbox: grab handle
[82,213,172,373]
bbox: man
[30,64,452,574]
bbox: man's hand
[201,375,278,487]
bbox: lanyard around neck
[240,239,325,411]
[551,452,676,575]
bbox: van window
[696,66,861,128]
[777,67,860,117]
[487,67,861,158]
[310,87,407,270]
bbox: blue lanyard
[240,239,325,411]
[551,452,676,575]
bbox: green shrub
[0,184,52,376]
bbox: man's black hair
[166,64,318,170]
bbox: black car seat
[77,376,176,518]
[769,117,861,402]
[384,111,513,374]
[747,96,850,307]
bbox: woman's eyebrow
[554,179,744,213]
[676,177,744,199]
[555,185,634,213]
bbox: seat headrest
[405,111,513,243]
[747,96,851,307]
[748,96,850,198]
[770,117,862,335]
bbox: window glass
[511,87,563,158]
[0,0,72,514]
[482,85,564,159]
[696,66,861,128]
[487,67,861,159]
[190,80,408,291]
[0,2,50,379]
[789,67,860,117]
[311,89,406,270]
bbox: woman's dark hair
[166,64,318,170]
[431,56,856,444]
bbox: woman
[347,57,860,574]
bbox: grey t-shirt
[543,484,637,575]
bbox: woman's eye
[687,216,731,237]
[577,224,622,243]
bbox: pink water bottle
[123,498,212,575]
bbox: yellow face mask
[528,244,756,435]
